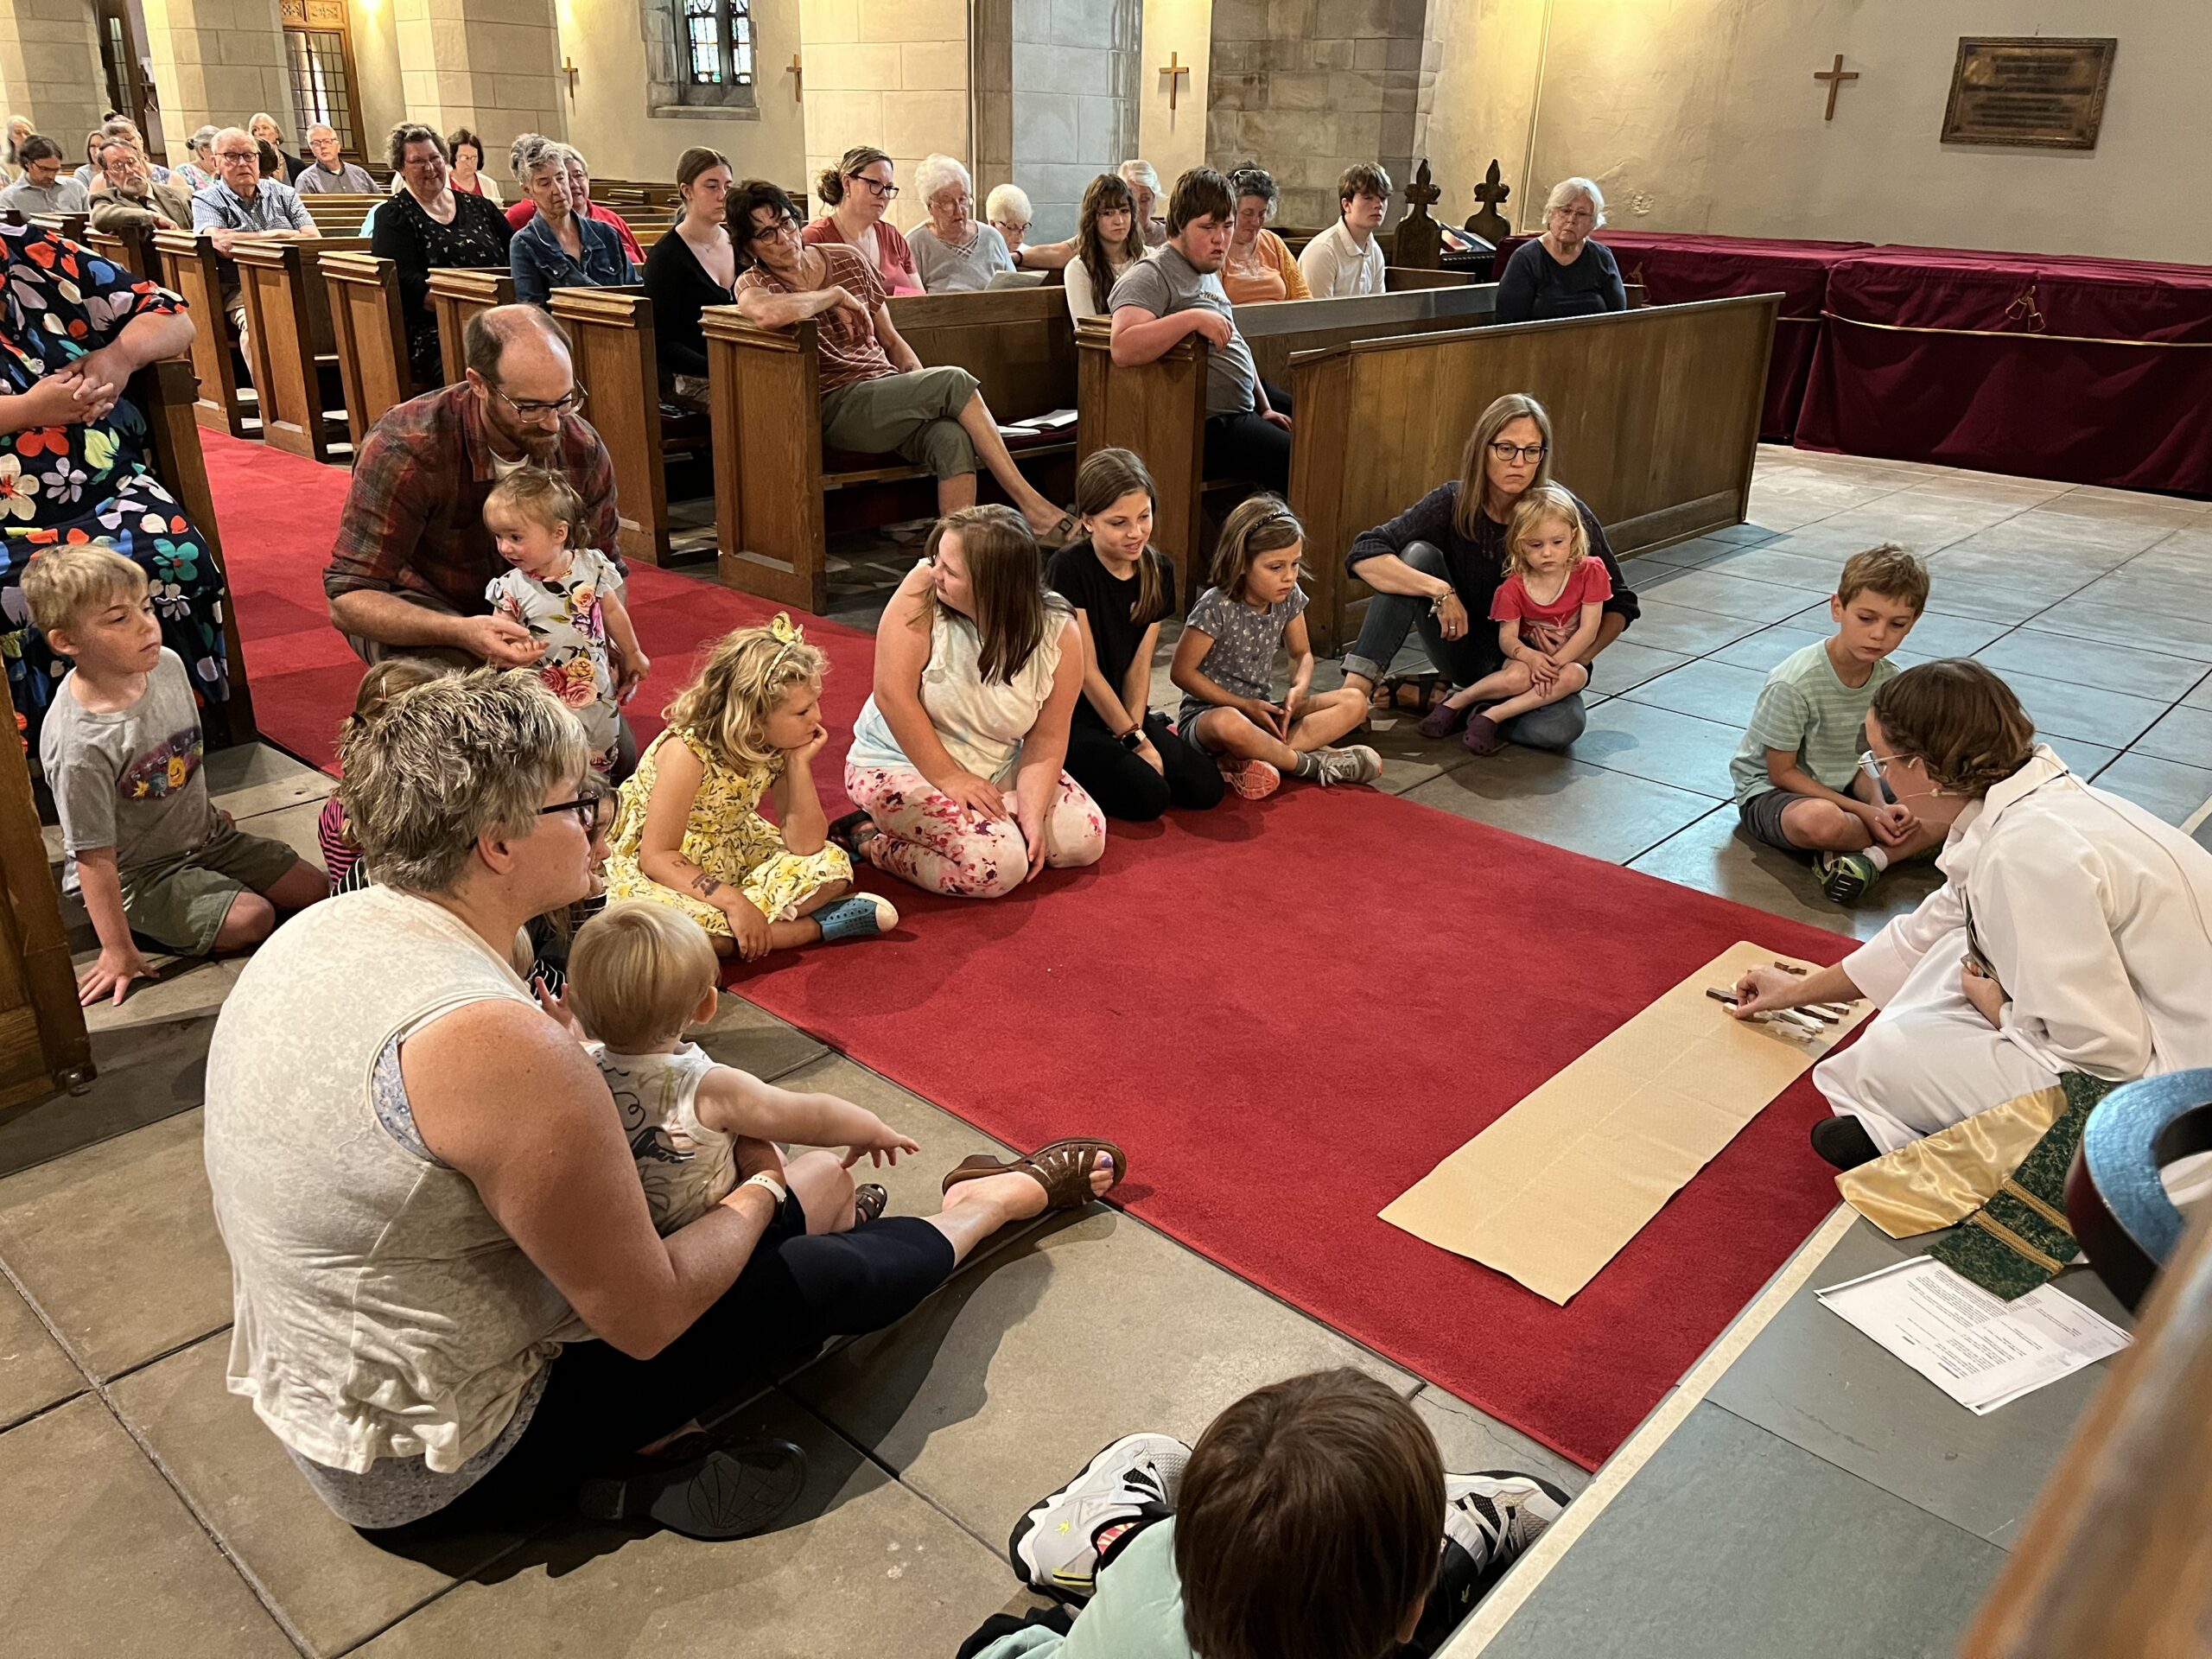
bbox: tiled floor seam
[0,1260,319,1656]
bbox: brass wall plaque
[1942,37,2116,149]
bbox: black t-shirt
[1046,542,1178,731]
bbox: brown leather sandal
[1373,671,1445,714]
[939,1138,1128,1211]
[854,1183,887,1224]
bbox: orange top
[1220,229,1310,306]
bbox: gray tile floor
[2,446,2201,1656]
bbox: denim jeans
[1340,541,1588,753]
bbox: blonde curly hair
[663,615,827,772]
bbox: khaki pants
[820,365,980,478]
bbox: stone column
[0,0,119,147]
[392,0,565,153]
[1207,0,1436,227]
[138,0,291,143]
[1008,0,1138,239]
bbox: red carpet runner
[205,432,1853,1469]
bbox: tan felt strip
[1998,1177,2075,1236]
[1968,1210,2068,1276]
[1380,943,1871,1305]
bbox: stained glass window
[683,0,752,86]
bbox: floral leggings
[844,764,1106,899]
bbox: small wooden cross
[1159,50,1190,112]
[561,57,578,103]
[1813,54,1859,121]
[788,54,803,102]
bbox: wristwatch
[1120,726,1146,751]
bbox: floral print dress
[1,224,232,755]
[485,545,623,772]
[603,727,852,938]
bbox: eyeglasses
[852,176,899,200]
[1859,749,1909,776]
[1489,442,1548,463]
[215,149,259,162]
[748,218,798,245]
[538,795,609,835]
[491,384,588,418]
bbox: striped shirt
[1731,640,1897,804]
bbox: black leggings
[1064,712,1226,822]
[374,1205,956,1539]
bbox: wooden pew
[1385,266,1471,292]
[86,220,154,278]
[297,193,384,232]
[22,210,89,242]
[702,286,1077,611]
[547,284,711,569]
[152,228,251,435]
[135,355,259,747]
[320,251,416,450]
[429,268,516,383]
[1077,285,1497,589]
[1290,293,1779,652]
[233,234,371,463]
[0,715,92,1107]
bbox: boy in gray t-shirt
[27,545,323,1004]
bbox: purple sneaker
[1463,713,1504,755]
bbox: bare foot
[938,1156,1117,1224]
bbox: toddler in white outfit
[567,900,918,1233]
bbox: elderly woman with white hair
[202,668,1128,1540]
[1494,175,1625,325]
[1119,158,1168,247]
[907,153,1018,293]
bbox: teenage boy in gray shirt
[1106,166,1292,495]
[28,546,325,1005]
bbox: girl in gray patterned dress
[1169,496,1380,799]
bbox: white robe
[1816,747,2212,1162]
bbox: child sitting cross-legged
[959,1367,1568,1659]
[566,900,921,1236]
[482,467,649,777]
[1728,544,1948,905]
[1419,484,1611,756]
[28,544,327,1006]
[1170,495,1382,799]
[602,614,895,960]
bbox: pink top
[803,214,923,296]
[1490,559,1614,656]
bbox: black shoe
[1810,1116,1881,1171]
[826,808,873,858]
[577,1433,807,1540]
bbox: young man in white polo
[1299,162,1391,299]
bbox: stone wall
[0,0,109,149]
[798,0,967,234]
[139,0,293,145]
[1205,0,1437,227]
[1006,0,1137,239]
[1135,0,1207,181]
[392,0,567,155]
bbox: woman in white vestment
[1732,660,2212,1172]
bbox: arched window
[650,0,756,113]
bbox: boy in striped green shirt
[1729,545,1948,903]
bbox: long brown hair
[1869,660,2037,798]
[1074,448,1166,626]
[1454,392,1556,538]
[1176,1369,1445,1659]
[920,505,1069,685]
[1075,173,1145,314]
[1211,493,1305,597]
[816,145,891,208]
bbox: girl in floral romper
[603,614,897,962]
[481,467,647,775]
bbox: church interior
[2,0,2209,1653]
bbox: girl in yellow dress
[604,615,897,961]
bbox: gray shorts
[820,365,980,479]
[121,817,304,955]
[1736,788,1817,853]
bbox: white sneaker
[1313,744,1382,786]
[1007,1433,1191,1600]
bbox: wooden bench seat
[429,267,517,382]
[152,228,251,435]
[320,251,416,449]
[233,235,370,463]
[702,286,1077,610]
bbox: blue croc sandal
[816,893,898,943]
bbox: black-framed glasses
[1490,442,1548,463]
[747,216,799,245]
[852,175,899,200]
[492,384,588,418]
[538,795,608,835]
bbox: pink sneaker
[1217,756,1282,799]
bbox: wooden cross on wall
[1814,54,1859,120]
[788,54,803,102]
[1159,51,1190,111]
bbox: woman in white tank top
[204,670,1126,1538]
[842,505,1109,899]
